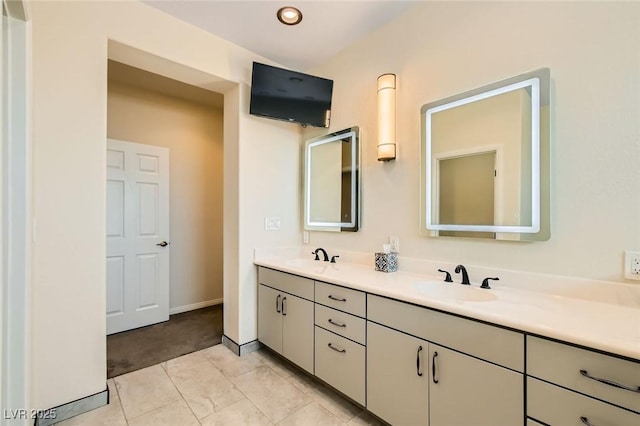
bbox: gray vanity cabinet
[367,321,429,425]
[314,281,367,405]
[367,294,524,426]
[257,268,314,374]
[526,336,640,425]
[429,344,523,426]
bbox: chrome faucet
[312,248,330,262]
[455,264,470,285]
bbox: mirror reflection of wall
[304,127,360,232]
[421,68,550,240]
[438,152,496,239]
[309,141,342,224]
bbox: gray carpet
[107,304,223,378]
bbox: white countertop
[254,250,640,361]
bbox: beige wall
[107,80,224,310]
[30,0,300,410]
[306,1,640,283]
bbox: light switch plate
[265,217,280,231]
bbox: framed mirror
[304,127,360,232]
[420,69,550,240]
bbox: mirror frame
[304,126,360,232]
[420,68,550,238]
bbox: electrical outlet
[264,217,280,231]
[389,236,400,253]
[624,251,640,280]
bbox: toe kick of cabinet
[315,326,366,406]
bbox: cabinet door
[367,322,429,426]
[282,294,314,374]
[258,284,283,354]
[429,345,523,426]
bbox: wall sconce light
[377,73,396,162]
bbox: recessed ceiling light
[277,6,303,26]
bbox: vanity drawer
[315,304,366,345]
[527,336,640,413]
[528,377,640,425]
[367,294,524,372]
[315,281,366,318]
[315,326,366,405]
[258,267,314,301]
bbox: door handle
[327,318,346,328]
[156,241,170,247]
[417,346,423,377]
[328,295,347,302]
[276,295,281,313]
[328,343,346,353]
[432,351,439,384]
[579,369,640,393]
[282,297,287,316]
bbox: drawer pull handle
[432,351,439,384]
[580,369,640,393]
[328,319,346,328]
[276,295,281,313]
[328,295,347,302]
[417,346,423,377]
[328,343,346,353]
[580,417,595,426]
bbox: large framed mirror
[304,127,360,232]
[420,69,550,240]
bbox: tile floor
[58,344,386,425]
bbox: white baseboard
[169,298,223,315]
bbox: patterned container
[375,252,398,273]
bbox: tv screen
[250,62,333,128]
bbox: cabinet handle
[416,346,423,377]
[276,295,281,313]
[328,295,347,302]
[432,351,439,384]
[328,343,346,353]
[580,417,596,426]
[580,369,640,393]
[282,297,287,316]
[328,318,346,328]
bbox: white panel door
[106,139,170,335]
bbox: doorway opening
[105,59,225,377]
[434,147,501,239]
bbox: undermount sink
[284,258,332,271]
[412,281,497,302]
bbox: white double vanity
[254,251,640,426]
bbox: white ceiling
[144,0,418,71]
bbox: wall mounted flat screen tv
[250,62,333,128]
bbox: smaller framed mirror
[304,127,360,232]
